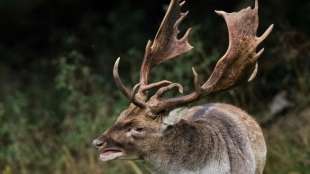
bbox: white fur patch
[163,108,189,125]
[160,108,189,132]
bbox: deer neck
[143,107,229,173]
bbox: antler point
[114,57,121,70]
[248,63,259,82]
[179,0,186,7]
[254,48,265,60]
[257,24,274,44]
[178,84,184,94]
[180,27,192,42]
[255,0,259,10]
[192,67,198,76]
[215,10,226,16]
[183,11,189,16]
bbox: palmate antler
[113,0,192,108]
[113,0,273,115]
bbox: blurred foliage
[0,0,310,173]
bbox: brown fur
[94,103,266,174]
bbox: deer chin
[99,148,125,162]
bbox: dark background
[0,0,309,173]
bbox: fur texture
[146,103,266,174]
[94,103,266,174]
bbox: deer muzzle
[92,137,125,162]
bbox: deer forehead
[115,112,159,129]
[116,105,145,122]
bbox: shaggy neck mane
[142,108,225,172]
[142,106,255,174]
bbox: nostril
[92,139,104,148]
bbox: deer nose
[92,139,104,149]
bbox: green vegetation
[0,0,309,173]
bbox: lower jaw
[99,152,125,162]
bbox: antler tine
[192,67,202,93]
[113,58,131,99]
[113,58,147,108]
[256,25,274,45]
[139,0,193,87]
[146,0,273,113]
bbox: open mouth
[99,148,125,162]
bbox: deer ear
[160,108,189,133]
[163,108,188,124]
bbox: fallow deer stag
[93,0,273,173]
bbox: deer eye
[128,127,146,138]
[134,127,144,132]
[126,127,145,133]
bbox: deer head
[93,0,273,162]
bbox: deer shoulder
[92,0,273,173]
[156,103,266,174]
